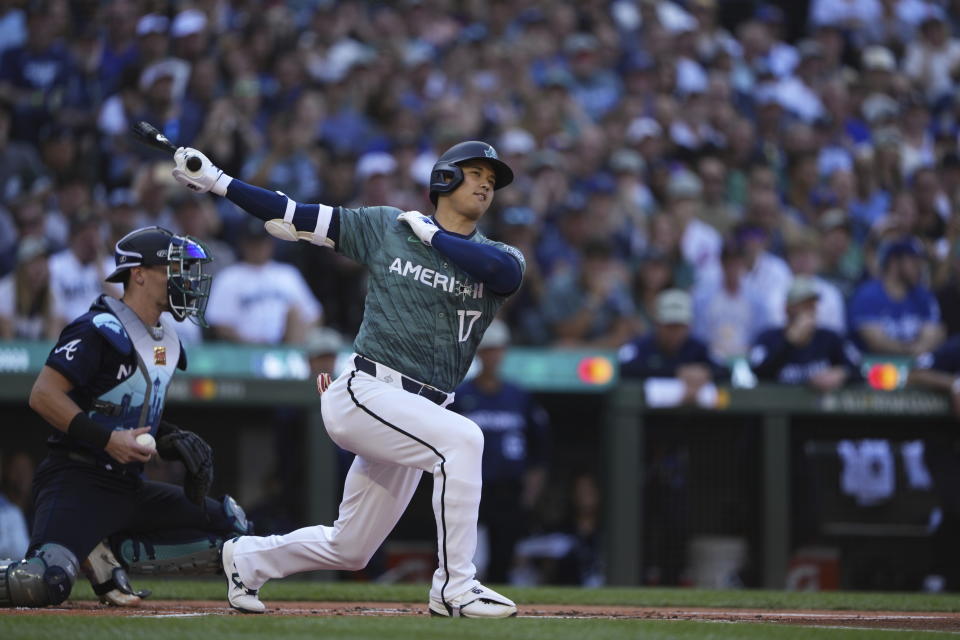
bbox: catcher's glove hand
[157,420,214,508]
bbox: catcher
[5,226,251,608]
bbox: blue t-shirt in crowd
[847,278,940,348]
[749,327,862,384]
[915,335,960,375]
[618,333,723,379]
[451,380,550,483]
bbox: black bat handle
[186,156,202,172]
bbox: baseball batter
[172,140,524,618]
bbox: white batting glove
[172,147,233,196]
[397,210,439,246]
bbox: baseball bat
[131,121,202,172]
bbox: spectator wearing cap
[696,155,739,235]
[0,3,74,144]
[692,241,767,362]
[860,46,899,96]
[848,236,945,355]
[904,10,960,104]
[205,219,322,345]
[104,187,146,253]
[496,207,549,346]
[170,193,234,278]
[564,33,622,121]
[818,209,865,297]
[305,326,345,379]
[350,151,402,210]
[0,234,54,339]
[171,8,209,63]
[450,319,550,583]
[241,113,321,203]
[48,210,119,333]
[610,148,655,222]
[541,238,638,348]
[0,100,48,204]
[719,222,793,330]
[785,233,847,334]
[619,288,724,395]
[748,276,861,391]
[134,13,170,68]
[666,169,722,282]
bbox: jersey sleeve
[45,316,105,388]
[336,206,399,265]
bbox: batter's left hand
[397,210,439,246]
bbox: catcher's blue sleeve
[225,179,340,244]
[432,232,523,296]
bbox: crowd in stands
[1,0,960,392]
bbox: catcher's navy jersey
[450,381,549,482]
[337,205,525,392]
[749,327,862,384]
[44,295,186,467]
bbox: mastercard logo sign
[577,356,615,385]
[190,378,218,399]
[866,363,901,391]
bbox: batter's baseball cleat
[81,540,151,607]
[221,537,265,614]
[428,583,517,618]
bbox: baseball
[136,433,156,451]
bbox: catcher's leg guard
[81,540,150,607]
[0,543,79,607]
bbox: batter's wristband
[67,413,113,449]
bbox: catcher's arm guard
[157,420,214,507]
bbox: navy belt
[353,355,447,406]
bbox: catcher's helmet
[106,226,213,326]
[429,141,514,206]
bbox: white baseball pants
[231,357,483,606]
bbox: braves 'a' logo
[54,339,82,361]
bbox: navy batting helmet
[429,141,514,206]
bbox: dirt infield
[4,600,960,632]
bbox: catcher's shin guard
[81,540,150,606]
[0,544,79,607]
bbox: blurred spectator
[0,451,29,561]
[903,11,960,104]
[620,289,724,405]
[0,3,73,144]
[749,277,861,392]
[241,113,321,203]
[785,233,847,334]
[848,237,945,355]
[169,193,234,278]
[48,210,117,333]
[692,241,766,362]
[451,320,550,584]
[496,206,549,346]
[696,155,739,235]
[632,247,676,332]
[541,238,637,348]
[205,219,321,344]
[0,235,53,339]
[0,100,48,203]
[306,326,345,377]
[818,209,866,299]
[668,168,722,280]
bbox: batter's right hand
[172,147,233,196]
[105,426,154,464]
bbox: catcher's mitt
[157,420,214,507]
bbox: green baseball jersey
[337,205,524,392]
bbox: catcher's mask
[106,226,213,326]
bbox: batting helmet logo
[429,141,513,206]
